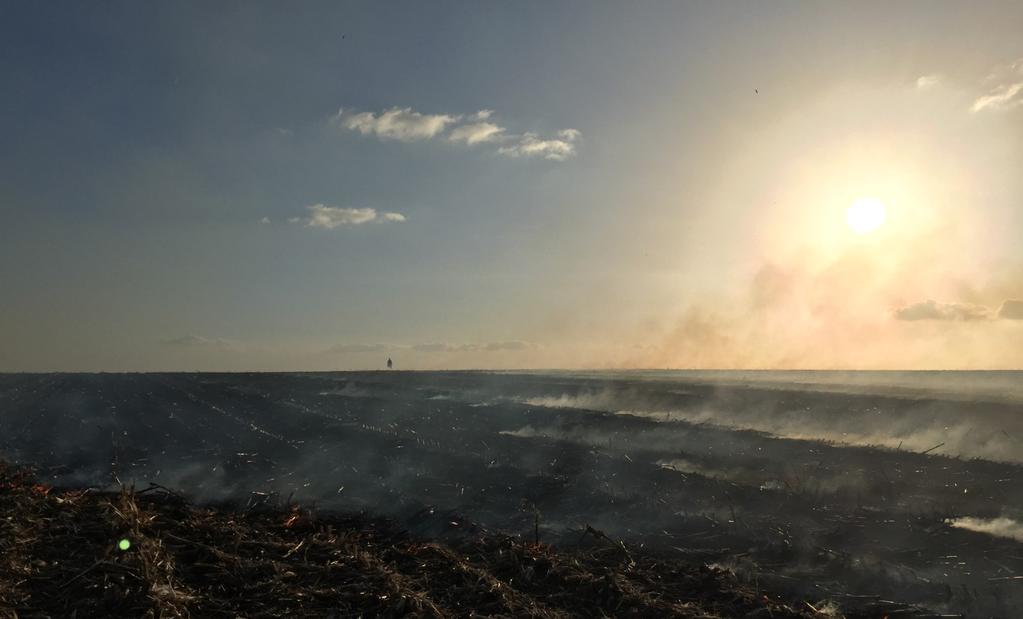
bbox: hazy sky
[3,2,1023,371]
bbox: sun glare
[846,198,887,234]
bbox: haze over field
[6,370,1023,615]
[3,2,1023,372]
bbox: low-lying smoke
[948,516,1023,543]
[515,383,1023,464]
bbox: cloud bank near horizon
[328,340,538,354]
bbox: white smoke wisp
[499,425,548,439]
[517,389,1023,464]
[522,393,619,411]
[319,382,372,398]
[949,516,1023,542]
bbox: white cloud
[309,206,376,227]
[334,107,458,141]
[299,204,407,229]
[972,82,1023,112]
[449,121,505,145]
[498,129,581,161]
[332,106,581,160]
[971,58,1023,112]
[259,217,271,224]
[448,110,506,145]
[915,74,941,89]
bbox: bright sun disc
[846,198,887,234]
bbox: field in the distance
[3,370,1023,617]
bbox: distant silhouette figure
[386,357,393,369]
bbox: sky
[2,1,1023,371]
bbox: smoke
[948,516,1023,543]
[7,371,1023,618]
[894,300,991,321]
[1000,300,1023,320]
[522,393,623,411]
[510,377,1023,463]
[499,425,547,439]
[319,382,372,398]
[628,232,1023,370]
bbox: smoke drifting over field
[516,372,1023,464]
[3,370,1023,616]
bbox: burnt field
[1,461,814,618]
[2,371,1023,617]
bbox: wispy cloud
[497,129,580,161]
[915,74,941,89]
[972,82,1023,112]
[449,124,505,145]
[334,106,581,160]
[894,300,991,321]
[481,340,537,351]
[329,340,538,354]
[162,335,233,348]
[412,341,539,352]
[334,107,459,141]
[297,204,406,229]
[328,343,403,353]
[447,110,505,145]
[411,342,455,352]
[971,58,1023,112]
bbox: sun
[846,197,887,234]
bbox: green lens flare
[118,538,131,551]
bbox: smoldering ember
[3,371,1023,617]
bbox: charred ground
[2,371,1022,617]
[0,460,815,618]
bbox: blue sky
[3,2,1023,370]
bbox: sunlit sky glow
[847,198,886,234]
[2,2,1023,371]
